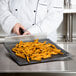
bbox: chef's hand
[12,23,30,35]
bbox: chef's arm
[0,0,20,34]
[28,0,63,35]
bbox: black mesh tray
[4,39,72,66]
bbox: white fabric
[0,0,63,42]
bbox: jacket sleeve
[28,0,63,35]
[0,0,20,34]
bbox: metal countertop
[0,42,76,73]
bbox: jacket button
[34,10,36,12]
[32,24,34,25]
[15,9,18,11]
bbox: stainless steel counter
[0,42,76,73]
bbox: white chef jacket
[0,0,63,42]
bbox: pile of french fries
[12,39,63,62]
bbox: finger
[26,31,31,34]
[16,28,20,35]
[23,31,31,35]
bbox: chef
[0,0,63,42]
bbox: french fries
[12,39,63,62]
